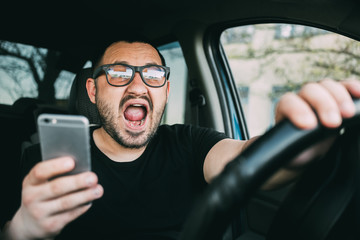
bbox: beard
[96,94,166,149]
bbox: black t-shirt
[20,124,228,239]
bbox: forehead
[102,42,162,66]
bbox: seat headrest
[68,68,101,125]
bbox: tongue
[124,106,146,121]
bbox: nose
[126,72,148,95]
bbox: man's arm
[203,79,360,189]
[203,137,301,190]
[203,137,334,190]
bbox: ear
[86,78,97,104]
[166,81,170,103]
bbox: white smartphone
[37,113,91,176]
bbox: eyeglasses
[93,63,170,88]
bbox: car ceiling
[1,0,359,72]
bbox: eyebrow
[114,61,128,65]
[113,61,160,66]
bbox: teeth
[129,119,145,127]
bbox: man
[3,39,360,239]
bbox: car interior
[1,0,360,239]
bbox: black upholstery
[68,68,101,125]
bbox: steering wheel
[180,99,360,240]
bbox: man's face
[92,42,170,149]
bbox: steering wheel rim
[180,99,360,240]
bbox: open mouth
[124,103,148,128]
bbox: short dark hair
[92,37,166,74]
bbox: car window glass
[0,40,75,106]
[221,24,360,137]
[158,41,188,124]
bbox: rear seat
[0,98,44,228]
[1,97,71,227]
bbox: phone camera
[43,118,57,124]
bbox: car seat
[68,67,101,125]
[0,98,43,228]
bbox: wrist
[3,211,32,240]
[2,221,24,240]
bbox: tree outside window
[221,23,360,136]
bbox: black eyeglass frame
[93,63,170,88]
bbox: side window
[221,24,360,137]
[0,40,75,106]
[158,41,188,125]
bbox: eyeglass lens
[106,65,166,86]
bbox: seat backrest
[68,68,101,125]
[0,97,47,228]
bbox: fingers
[26,184,103,221]
[24,171,100,202]
[45,184,103,215]
[298,81,342,128]
[277,78,360,129]
[25,157,75,185]
[276,92,318,129]
[43,172,99,201]
[17,168,103,238]
[342,78,360,99]
[316,79,356,118]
